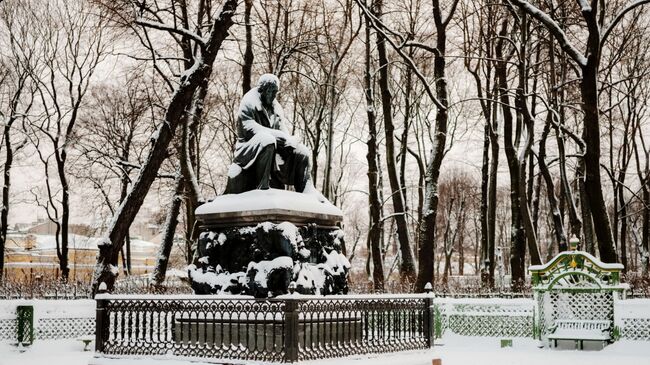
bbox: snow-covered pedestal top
[195,188,343,227]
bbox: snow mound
[196,188,343,221]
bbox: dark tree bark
[242,0,254,93]
[362,6,384,291]
[513,12,541,266]
[152,174,184,286]
[91,0,239,294]
[373,0,416,284]
[507,0,650,263]
[480,122,490,285]
[0,86,29,281]
[577,160,597,254]
[413,0,457,291]
[538,117,568,251]
[494,21,526,290]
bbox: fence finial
[424,282,433,293]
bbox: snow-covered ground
[2,335,649,365]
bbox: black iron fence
[95,293,435,362]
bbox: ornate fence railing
[94,293,435,363]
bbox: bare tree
[23,0,106,280]
[361,2,385,291]
[92,0,239,294]
[510,0,650,263]
[0,0,36,280]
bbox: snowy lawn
[2,335,649,365]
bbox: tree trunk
[480,123,490,286]
[322,72,338,200]
[242,0,254,94]
[363,8,384,291]
[487,94,499,287]
[581,61,617,262]
[495,21,526,291]
[373,0,416,284]
[642,185,650,276]
[414,0,451,291]
[618,182,628,273]
[0,123,15,281]
[538,117,568,251]
[56,155,70,281]
[152,174,184,286]
[514,12,541,266]
[577,160,596,254]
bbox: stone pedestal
[189,189,349,298]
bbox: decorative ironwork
[95,294,434,362]
[296,297,430,360]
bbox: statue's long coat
[224,87,309,193]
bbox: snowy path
[2,335,649,365]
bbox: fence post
[16,305,34,345]
[283,298,300,362]
[95,297,109,353]
[424,283,435,348]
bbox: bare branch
[135,19,207,48]
[509,0,587,66]
[601,0,650,46]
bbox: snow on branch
[404,41,441,57]
[576,0,592,13]
[135,19,207,48]
[510,0,587,67]
[601,0,650,46]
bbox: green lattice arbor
[529,240,627,342]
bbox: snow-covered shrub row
[189,221,349,297]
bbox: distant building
[2,232,160,283]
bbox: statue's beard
[261,97,274,108]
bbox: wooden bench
[547,319,611,350]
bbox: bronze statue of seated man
[224,74,323,201]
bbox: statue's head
[257,74,280,106]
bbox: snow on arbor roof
[196,188,343,226]
[529,251,624,272]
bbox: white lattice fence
[435,298,535,338]
[0,301,19,341]
[37,317,95,340]
[0,318,17,341]
[615,299,650,341]
[539,291,615,338]
[0,299,95,342]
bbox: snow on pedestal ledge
[195,188,343,226]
